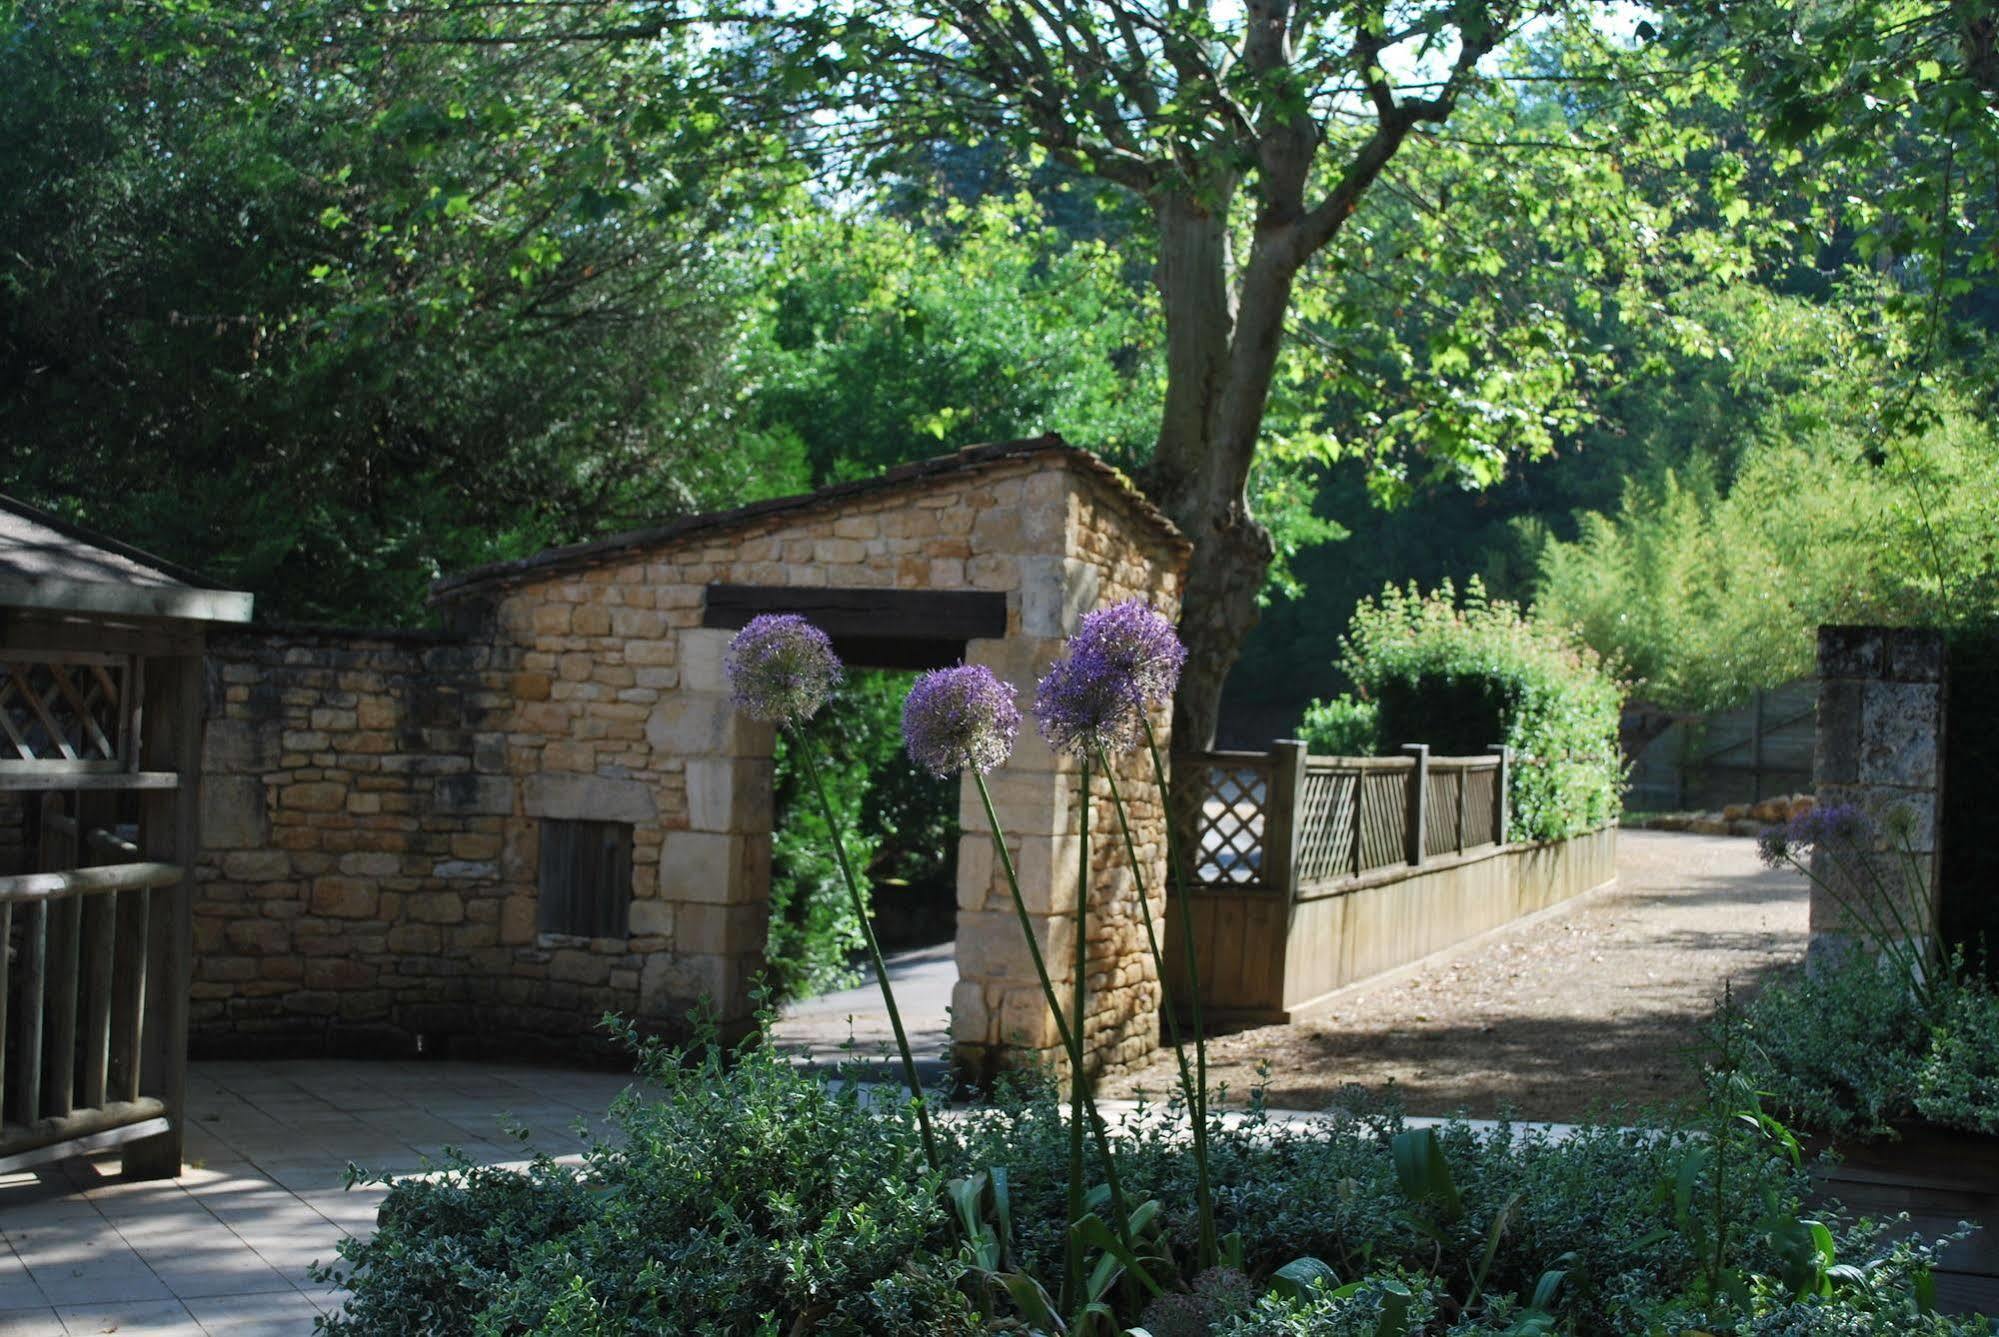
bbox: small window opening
[537,818,633,937]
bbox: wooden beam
[0,1099,168,1173]
[702,585,1008,644]
[0,576,252,625]
[124,653,199,1180]
[0,862,185,904]
[0,770,179,791]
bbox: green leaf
[1269,1256,1338,1305]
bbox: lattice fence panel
[1461,767,1499,847]
[1424,769,1465,858]
[1294,768,1358,885]
[1356,770,1409,872]
[1185,761,1271,885]
[0,659,127,766]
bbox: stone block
[628,899,673,937]
[1886,627,1946,683]
[956,909,1072,982]
[675,903,768,956]
[657,831,750,904]
[951,979,991,1044]
[523,773,658,824]
[640,952,741,1018]
[500,895,538,945]
[645,692,769,758]
[205,718,280,774]
[309,878,377,919]
[998,987,1060,1050]
[685,757,774,834]
[433,860,498,880]
[338,851,403,879]
[280,781,347,814]
[432,773,515,816]
[221,850,291,882]
[1817,625,1882,680]
[407,891,467,924]
[1858,682,1941,788]
[202,777,270,850]
[573,604,612,637]
[678,629,731,694]
[1814,679,1862,786]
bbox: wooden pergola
[0,495,250,1178]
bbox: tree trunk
[1146,187,1299,751]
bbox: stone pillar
[641,626,774,1032]
[950,634,1168,1088]
[1810,625,1948,965]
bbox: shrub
[1295,694,1381,756]
[1741,953,1999,1139]
[315,1013,1980,1335]
[1312,579,1624,840]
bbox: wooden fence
[1165,740,1619,1023]
[1179,742,1510,897]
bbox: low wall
[1168,825,1618,1023]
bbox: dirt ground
[1101,830,1810,1123]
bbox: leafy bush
[1310,579,1623,841]
[767,670,960,1001]
[1295,694,1381,756]
[316,1013,1980,1335]
[1742,953,1999,1139]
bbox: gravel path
[1102,830,1809,1123]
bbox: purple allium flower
[1034,647,1142,758]
[1071,600,1187,708]
[724,614,841,725]
[902,665,1020,777]
[1756,802,1874,868]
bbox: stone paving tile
[55,1299,204,1335]
[4,1058,635,1333]
[0,1308,64,1336]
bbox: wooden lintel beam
[702,585,1008,645]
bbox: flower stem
[969,769,1134,1236]
[1142,714,1218,1266]
[795,735,942,1173]
[1065,753,1092,1309]
[1097,747,1216,1267]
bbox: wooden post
[1402,744,1429,867]
[1265,740,1308,898]
[123,652,200,1180]
[1488,745,1511,845]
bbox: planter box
[1809,1123,1999,1315]
[1166,825,1618,1023]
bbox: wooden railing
[1177,741,1510,898]
[0,648,198,1178]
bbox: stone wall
[190,444,1186,1080]
[1810,625,1947,962]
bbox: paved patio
[0,1061,633,1336]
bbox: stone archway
[446,436,1191,1080]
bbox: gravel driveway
[1102,830,1809,1123]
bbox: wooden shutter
[536,819,632,938]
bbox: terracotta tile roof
[429,434,1190,602]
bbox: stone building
[193,437,1189,1081]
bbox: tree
[592,0,1679,746]
[0,2,783,620]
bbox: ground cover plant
[314,1011,1979,1335]
[1745,801,1999,1141]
